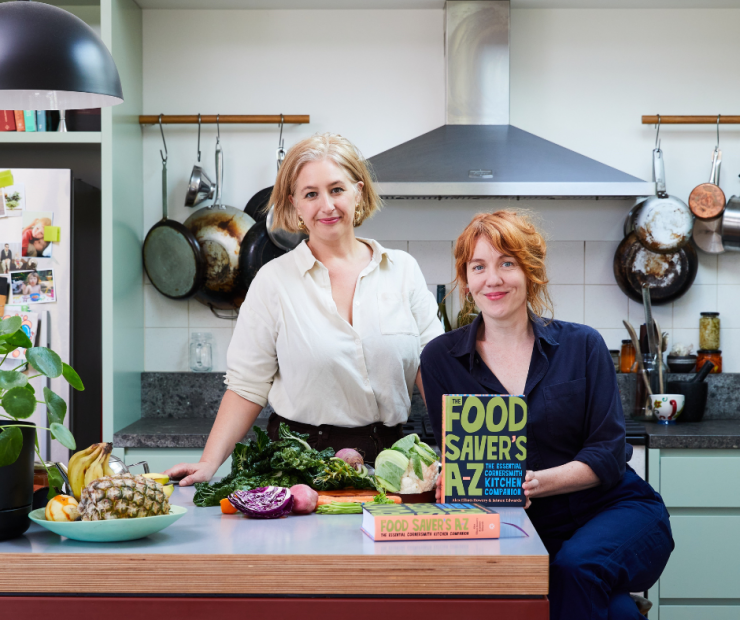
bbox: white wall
[141,7,740,374]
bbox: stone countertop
[646,420,740,449]
[114,417,269,449]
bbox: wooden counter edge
[0,553,548,595]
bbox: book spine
[13,111,25,132]
[0,111,16,132]
[36,111,47,132]
[368,512,500,541]
[23,110,36,132]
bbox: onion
[335,448,364,472]
[228,486,293,519]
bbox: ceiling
[133,1,740,10]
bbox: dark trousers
[540,496,673,620]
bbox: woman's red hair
[454,211,553,320]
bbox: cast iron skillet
[613,232,698,305]
[239,187,285,290]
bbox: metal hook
[216,113,221,144]
[158,114,168,163]
[716,114,721,148]
[277,114,286,173]
[278,113,284,148]
[654,114,661,150]
[196,113,202,162]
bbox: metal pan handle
[653,148,668,198]
[213,139,224,209]
[161,159,168,221]
[709,147,722,186]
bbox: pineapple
[77,473,171,520]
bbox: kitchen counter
[646,420,740,449]
[0,486,548,597]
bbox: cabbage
[375,434,440,494]
[374,450,408,492]
[228,486,293,519]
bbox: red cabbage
[228,486,293,519]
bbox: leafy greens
[193,423,376,507]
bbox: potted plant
[0,316,83,540]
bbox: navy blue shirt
[421,314,640,534]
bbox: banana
[84,449,105,488]
[67,443,100,476]
[102,444,115,477]
[69,444,103,499]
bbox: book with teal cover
[442,394,527,507]
[23,110,36,132]
[36,111,47,132]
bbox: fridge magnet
[0,308,39,370]
[2,183,26,216]
[10,269,56,305]
[0,242,18,274]
[21,211,54,258]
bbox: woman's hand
[522,470,539,509]
[164,461,218,486]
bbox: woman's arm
[522,461,600,503]
[414,368,426,405]
[164,391,262,486]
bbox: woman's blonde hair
[270,133,381,233]
[454,210,554,320]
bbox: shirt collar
[293,237,394,276]
[448,312,559,369]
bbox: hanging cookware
[632,143,694,254]
[693,217,725,254]
[244,186,271,222]
[239,219,286,290]
[184,114,215,208]
[613,232,698,305]
[721,194,740,252]
[143,116,205,299]
[184,118,255,311]
[688,116,726,220]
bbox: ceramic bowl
[0,504,32,541]
[667,355,697,373]
[28,505,187,542]
[651,394,685,424]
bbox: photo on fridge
[21,210,53,258]
[10,268,56,304]
[0,307,39,371]
[0,242,19,274]
[2,183,26,217]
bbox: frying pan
[239,219,286,289]
[693,217,725,254]
[143,126,205,300]
[184,133,255,311]
[632,148,694,254]
[613,232,698,305]
[688,146,725,220]
[244,186,272,222]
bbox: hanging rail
[138,114,309,125]
[642,115,740,124]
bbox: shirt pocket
[377,292,419,336]
[543,377,587,455]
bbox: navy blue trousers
[532,471,674,620]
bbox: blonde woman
[167,133,443,485]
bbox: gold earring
[298,216,308,234]
[353,204,362,227]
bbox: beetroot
[335,448,364,472]
[290,484,319,514]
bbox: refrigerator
[0,169,101,463]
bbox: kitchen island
[0,486,549,619]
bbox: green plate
[28,505,187,542]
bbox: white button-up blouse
[224,238,444,427]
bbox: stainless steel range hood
[369,1,653,200]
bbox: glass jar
[696,349,722,374]
[609,350,620,373]
[699,312,720,351]
[633,353,660,421]
[189,332,213,372]
[620,340,635,373]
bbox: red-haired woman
[420,211,673,620]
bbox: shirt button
[318,431,323,435]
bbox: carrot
[317,495,401,506]
[318,489,381,497]
[220,498,238,514]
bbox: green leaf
[62,363,84,391]
[2,386,37,419]
[47,465,65,497]
[0,316,22,337]
[24,383,35,395]
[44,387,67,426]
[50,423,75,450]
[0,425,23,466]
[4,329,33,350]
[26,347,63,378]
[0,370,27,390]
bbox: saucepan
[721,195,740,252]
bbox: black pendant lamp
[0,1,123,110]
